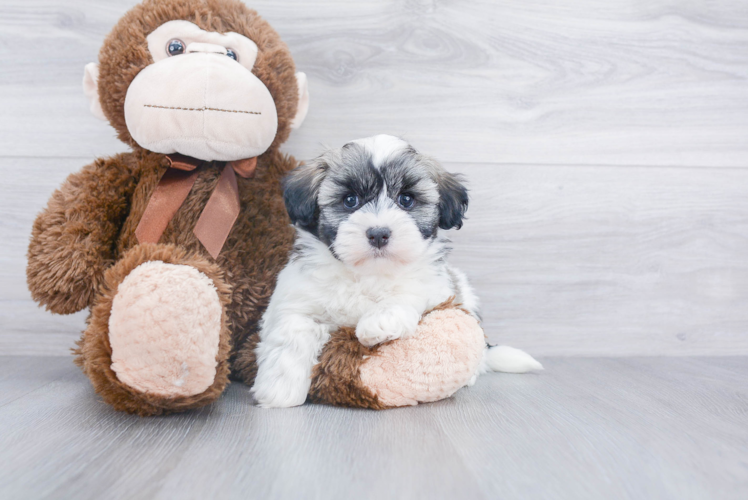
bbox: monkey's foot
[109,261,222,397]
[76,244,232,416]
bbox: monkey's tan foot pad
[109,261,222,398]
[359,307,485,407]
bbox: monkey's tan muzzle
[124,51,278,162]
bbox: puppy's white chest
[317,270,448,328]
[322,276,401,324]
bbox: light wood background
[2,0,748,356]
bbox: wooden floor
[1,356,746,500]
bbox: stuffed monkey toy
[27,0,491,415]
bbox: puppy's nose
[366,227,391,249]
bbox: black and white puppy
[252,135,541,407]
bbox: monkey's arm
[27,154,139,314]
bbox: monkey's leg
[308,302,485,409]
[75,243,232,416]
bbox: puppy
[252,135,541,408]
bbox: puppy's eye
[226,48,238,61]
[398,193,415,209]
[343,194,359,209]
[167,39,185,56]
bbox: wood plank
[4,158,748,356]
[436,357,748,499]
[1,1,747,166]
[0,357,485,500]
[0,157,86,302]
[0,356,746,499]
[0,301,86,356]
[0,157,89,356]
[0,356,74,407]
[446,162,748,356]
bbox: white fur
[333,192,429,274]
[252,137,541,408]
[253,236,541,407]
[251,230,469,407]
[351,134,410,168]
[467,346,544,386]
[484,346,544,373]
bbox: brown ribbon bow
[135,153,257,259]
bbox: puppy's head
[283,135,468,272]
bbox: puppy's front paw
[356,305,421,347]
[251,364,310,408]
[252,379,308,408]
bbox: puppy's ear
[283,160,327,233]
[435,168,469,230]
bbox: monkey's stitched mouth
[143,104,261,115]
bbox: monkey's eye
[226,48,237,61]
[167,39,185,56]
[343,194,359,209]
[398,193,415,209]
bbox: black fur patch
[378,151,441,239]
[436,171,468,230]
[282,161,327,235]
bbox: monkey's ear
[83,63,106,121]
[289,72,309,129]
[436,170,469,230]
[282,160,326,232]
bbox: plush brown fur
[74,244,232,416]
[27,0,300,416]
[27,155,140,314]
[308,327,388,410]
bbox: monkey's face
[123,20,278,162]
[83,0,309,161]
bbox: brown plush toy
[27,0,492,416]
